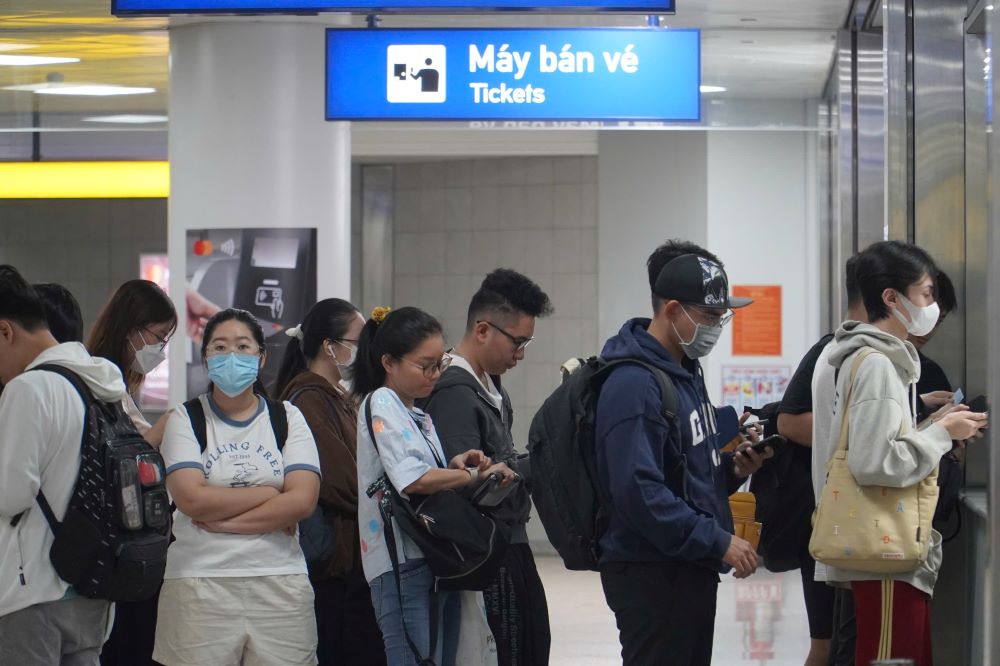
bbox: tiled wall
[0,199,168,333]
[379,156,600,451]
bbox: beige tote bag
[808,348,939,574]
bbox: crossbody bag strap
[367,394,437,666]
[834,348,880,454]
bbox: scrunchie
[371,306,391,325]
[285,324,304,340]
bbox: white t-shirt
[356,387,449,583]
[810,341,837,582]
[449,353,504,411]
[161,394,321,579]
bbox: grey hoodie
[821,322,952,595]
[0,342,127,617]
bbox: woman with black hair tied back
[354,306,517,666]
[154,309,322,666]
[276,298,386,666]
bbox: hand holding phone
[742,434,787,457]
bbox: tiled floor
[537,556,811,665]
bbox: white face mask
[131,330,167,375]
[329,340,357,373]
[893,293,940,338]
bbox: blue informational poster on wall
[114,0,674,13]
[325,28,700,121]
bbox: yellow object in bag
[808,348,939,574]
[729,491,762,551]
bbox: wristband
[466,467,479,484]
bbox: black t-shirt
[916,351,952,395]
[778,333,836,418]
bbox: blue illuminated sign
[325,28,700,121]
[114,0,674,13]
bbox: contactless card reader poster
[185,228,316,398]
[326,28,700,121]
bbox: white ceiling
[0,0,851,126]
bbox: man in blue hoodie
[596,240,769,666]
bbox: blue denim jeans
[369,559,460,666]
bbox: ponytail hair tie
[285,324,304,340]
[371,306,391,325]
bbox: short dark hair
[0,265,47,332]
[935,270,957,315]
[352,307,443,400]
[466,269,553,330]
[845,254,861,307]
[854,241,938,322]
[34,283,84,343]
[646,240,723,311]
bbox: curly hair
[466,269,554,330]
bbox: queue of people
[0,235,986,666]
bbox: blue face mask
[207,353,260,398]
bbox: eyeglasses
[405,353,453,378]
[481,321,534,352]
[205,340,263,357]
[141,328,171,352]
[684,306,734,328]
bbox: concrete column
[597,131,708,343]
[166,20,351,403]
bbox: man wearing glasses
[594,240,771,666]
[419,268,554,666]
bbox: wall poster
[185,227,317,398]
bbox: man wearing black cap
[594,240,770,666]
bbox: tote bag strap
[833,347,880,456]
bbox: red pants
[852,580,932,666]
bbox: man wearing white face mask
[594,240,772,666]
[819,241,987,666]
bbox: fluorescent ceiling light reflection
[700,85,727,93]
[0,43,33,52]
[0,55,79,66]
[83,114,168,124]
[4,83,155,96]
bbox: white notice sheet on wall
[721,366,792,410]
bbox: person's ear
[661,300,682,321]
[475,321,490,342]
[381,353,395,375]
[0,321,14,345]
[259,350,267,369]
[882,288,899,311]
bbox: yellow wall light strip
[0,161,169,198]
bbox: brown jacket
[280,371,360,580]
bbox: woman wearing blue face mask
[154,309,322,666]
[274,299,385,666]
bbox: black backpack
[743,401,816,572]
[182,395,334,566]
[12,365,172,602]
[527,357,681,571]
[285,387,339,569]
